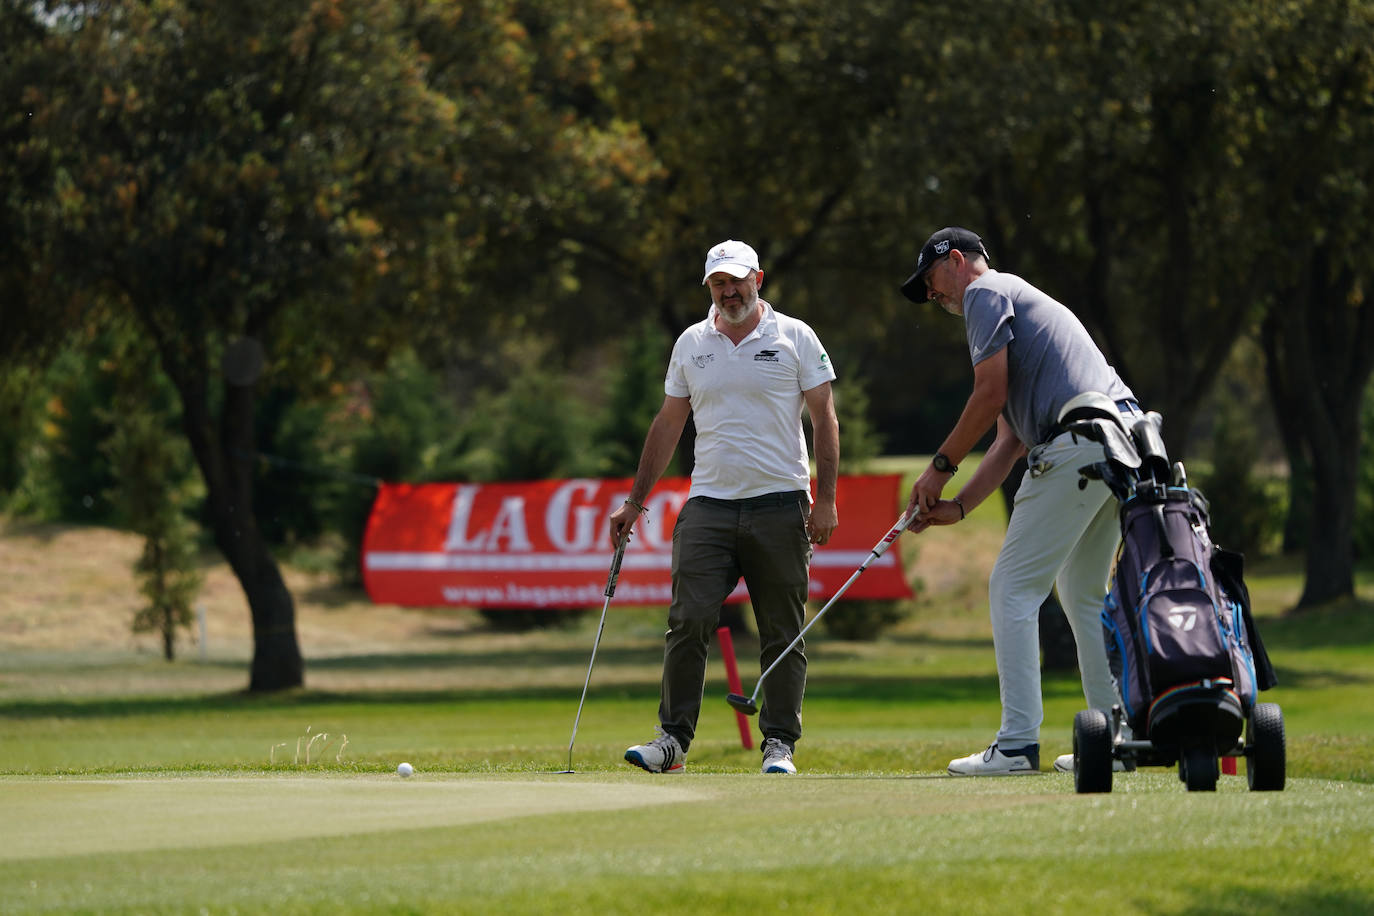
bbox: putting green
[0,775,704,861]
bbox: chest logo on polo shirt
[692,353,716,368]
[753,350,780,362]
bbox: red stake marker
[716,626,753,750]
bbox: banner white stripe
[363,550,896,572]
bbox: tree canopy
[4,0,1371,687]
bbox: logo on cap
[935,240,951,254]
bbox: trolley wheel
[1180,742,1218,792]
[1247,702,1286,792]
[1073,708,1113,794]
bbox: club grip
[605,538,628,597]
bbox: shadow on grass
[305,645,660,672]
[0,671,1000,720]
[1261,596,1374,649]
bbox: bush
[820,375,909,640]
[1196,402,1285,559]
[0,365,48,513]
[477,607,590,631]
[820,599,908,641]
[40,339,123,523]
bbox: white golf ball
[397,762,414,777]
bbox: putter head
[725,693,759,716]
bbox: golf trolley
[1057,394,1285,793]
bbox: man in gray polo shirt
[609,239,839,776]
[900,227,1140,775]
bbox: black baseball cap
[899,227,989,303]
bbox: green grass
[3,592,1374,915]
[3,492,1374,914]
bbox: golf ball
[397,762,414,777]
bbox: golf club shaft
[742,511,914,704]
[565,536,630,770]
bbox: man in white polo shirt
[609,239,839,775]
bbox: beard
[717,290,757,325]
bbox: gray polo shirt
[963,270,1135,448]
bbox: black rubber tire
[1181,743,1218,791]
[1247,702,1286,792]
[1073,708,1113,794]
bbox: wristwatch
[932,452,958,474]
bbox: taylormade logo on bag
[1169,609,1198,631]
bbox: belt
[1044,399,1144,444]
[693,491,808,509]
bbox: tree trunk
[162,604,175,661]
[175,360,305,691]
[1262,322,1315,555]
[1260,251,1373,611]
[1300,434,1360,606]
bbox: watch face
[934,453,955,472]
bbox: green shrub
[821,376,908,640]
[821,599,908,641]
[41,339,122,523]
[0,365,48,513]
[1197,403,1285,559]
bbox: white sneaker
[948,742,1040,776]
[1053,753,1129,773]
[761,737,797,774]
[624,727,685,774]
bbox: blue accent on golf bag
[1102,486,1269,737]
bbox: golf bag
[1103,485,1277,741]
[1064,397,1277,744]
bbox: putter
[726,510,915,716]
[558,533,630,773]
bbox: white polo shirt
[665,299,836,500]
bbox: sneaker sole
[947,767,1040,776]
[762,764,797,774]
[623,750,684,774]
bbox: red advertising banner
[362,475,912,608]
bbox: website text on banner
[362,475,912,608]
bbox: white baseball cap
[702,240,760,284]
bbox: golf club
[726,510,916,716]
[558,533,630,773]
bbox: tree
[869,0,1286,455]
[17,0,652,689]
[1247,0,1374,607]
[102,341,204,661]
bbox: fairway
[0,774,706,861]
[2,771,1372,914]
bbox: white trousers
[990,432,1124,746]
